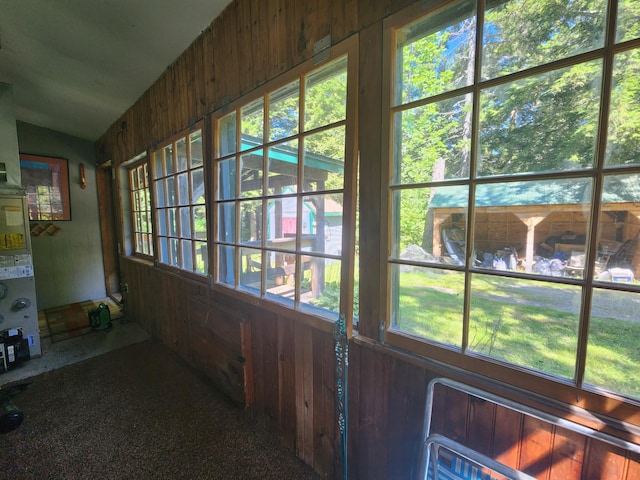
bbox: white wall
[16,121,106,309]
[0,83,21,186]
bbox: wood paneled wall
[102,1,640,479]
[120,258,342,477]
[96,0,411,164]
[120,256,640,479]
[427,382,640,479]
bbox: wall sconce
[80,163,86,189]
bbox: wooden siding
[101,1,640,479]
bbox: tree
[478,0,607,176]
[395,0,640,253]
[396,10,476,251]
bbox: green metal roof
[241,135,344,174]
[430,176,640,208]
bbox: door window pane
[469,274,581,379]
[302,127,345,192]
[304,57,348,130]
[240,150,264,198]
[595,173,640,284]
[478,61,602,177]
[219,112,237,156]
[240,247,262,294]
[616,0,640,43]
[266,197,297,250]
[241,99,264,150]
[393,95,472,184]
[585,288,640,397]
[393,186,468,266]
[390,265,465,347]
[267,140,298,195]
[395,0,476,105]
[298,255,342,317]
[482,0,606,80]
[269,80,299,141]
[605,48,640,167]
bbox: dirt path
[474,282,640,322]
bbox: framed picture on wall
[19,154,71,221]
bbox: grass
[307,258,640,397]
[393,269,640,398]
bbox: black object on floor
[0,382,31,434]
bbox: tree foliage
[393,0,640,251]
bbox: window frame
[126,156,154,260]
[381,0,640,423]
[209,35,359,331]
[150,123,209,280]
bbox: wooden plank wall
[117,252,640,479]
[101,1,640,479]
[188,295,251,405]
[426,381,640,480]
[347,342,640,480]
[96,0,404,165]
[120,257,341,478]
[120,259,250,405]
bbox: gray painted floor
[0,318,151,387]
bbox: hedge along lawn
[393,269,640,398]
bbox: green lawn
[393,269,640,399]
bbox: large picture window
[386,0,640,401]
[212,41,357,321]
[152,127,207,276]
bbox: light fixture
[80,163,86,189]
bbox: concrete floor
[0,315,151,387]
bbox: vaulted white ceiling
[0,0,232,141]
